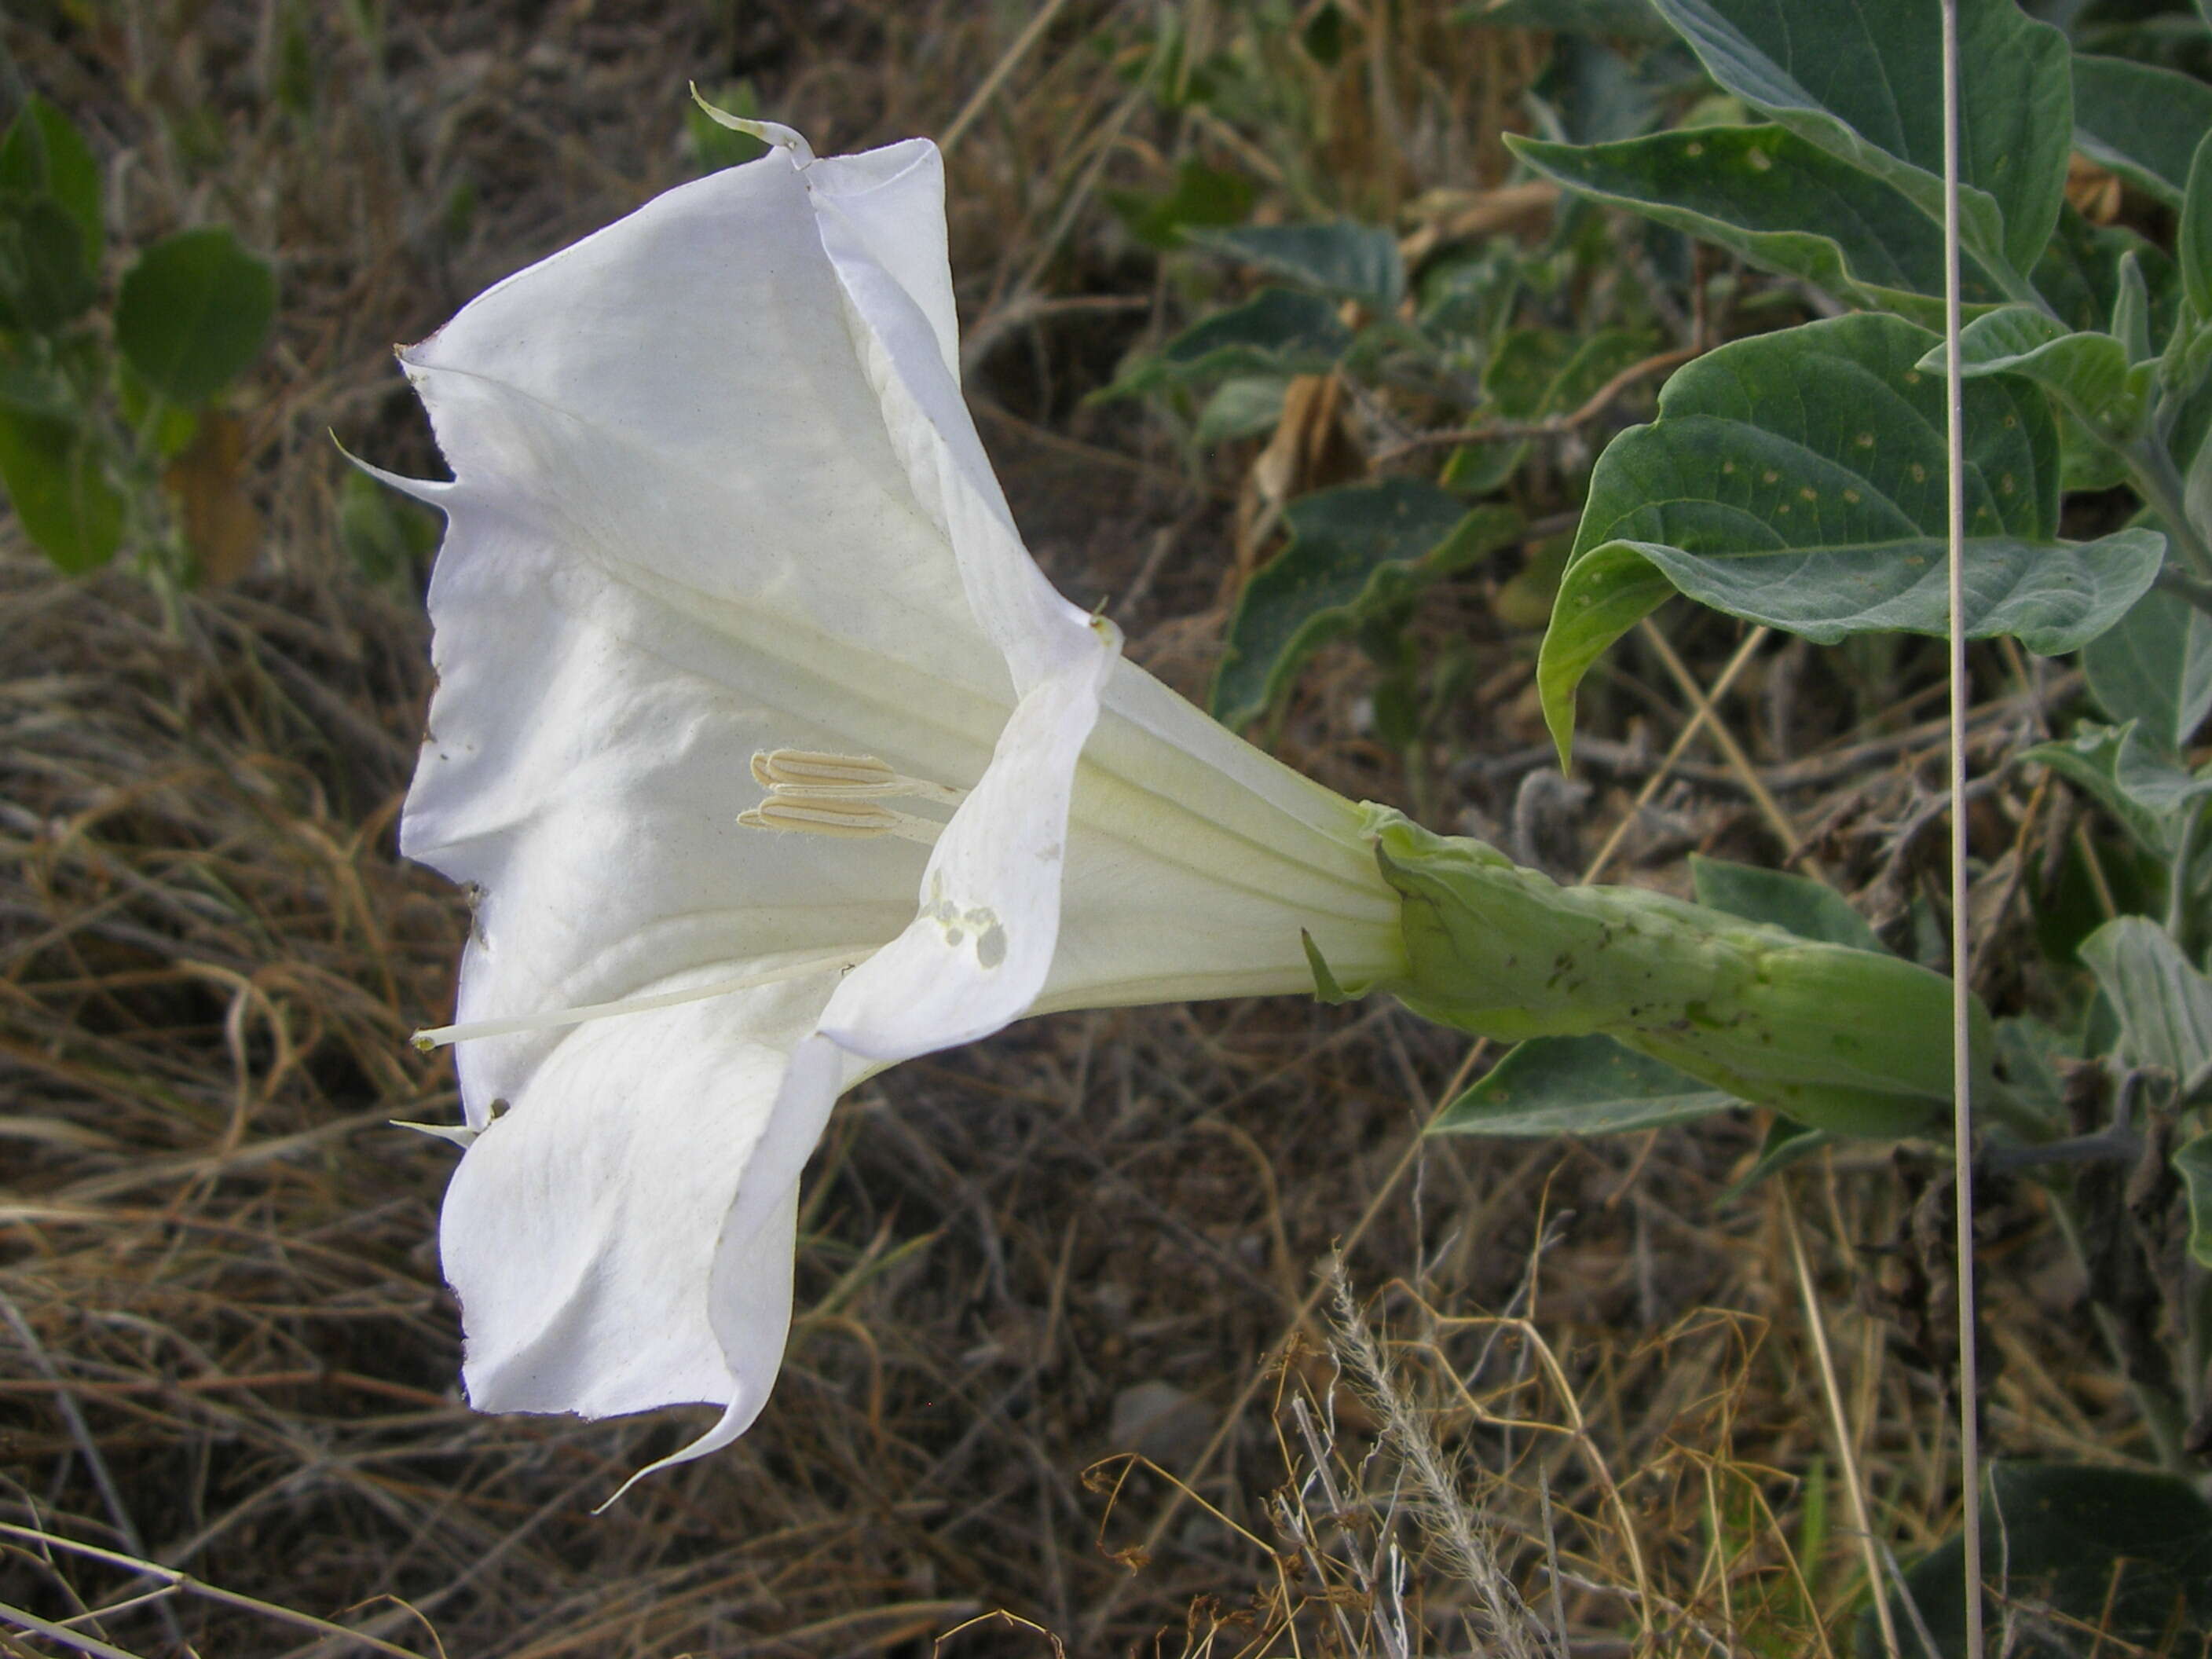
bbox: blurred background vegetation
[3,1,2209,1654]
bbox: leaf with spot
[1646,0,2071,282]
[1212,485,1518,728]
[1432,1033,1736,1137]
[2071,53,2212,209]
[1538,313,2162,763]
[1509,125,2007,324]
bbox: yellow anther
[749,749,965,805]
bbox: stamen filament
[411,948,870,1049]
[737,800,943,843]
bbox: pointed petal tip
[390,1118,478,1148]
[331,433,454,507]
[590,1394,764,1512]
[687,86,815,165]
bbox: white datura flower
[376,117,1404,1492]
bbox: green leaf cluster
[0,97,276,581]
[1521,0,2212,763]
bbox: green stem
[2152,563,2212,622]
[2128,438,2212,583]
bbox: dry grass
[0,2,2160,1655]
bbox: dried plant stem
[1782,1186,1900,1659]
[1581,624,1770,884]
[1939,1,1987,1652]
[939,0,1076,155]
[1635,619,1822,878]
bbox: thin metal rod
[1939,2,1987,1653]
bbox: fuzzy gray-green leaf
[2027,723,2212,861]
[1646,0,2070,279]
[2078,916,2212,1083]
[1538,313,2161,761]
[1510,125,2004,322]
[1433,1034,1735,1137]
[1213,485,1517,728]
[2084,585,2212,752]
[1918,304,2150,445]
[1186,221,1404,310]
[2185,130,2212,321]
[1690,855,1888,953]
[2071,53,2212,209]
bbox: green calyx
[1355,808,1986,1138]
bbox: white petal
[819,626,1118,1060]
[437,971,843,1429]
[800,139,959,379]
[807,142,1098,693]
[392,149,1028,1108]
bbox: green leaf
[1106,160,1258,251]
[1211,485,1516,727]
[1193,374,1289,443]
[2071,53,2212,209]
[1185,220,1404,309]
[1646,0,2071,280]
[2176,1133,2212,1268]
[1689,855,1887,953]
[1108,288,1351,398]
[2184,129,2212,321]
[1538,313,2163,761]
[0,196,96,332]
[114,226,276,407]
[2027,722,2212,861]
[0,97,103,273]
[1432,1033,1736,1137]
[2078,915,2212,1082]
[2033,203,2154,335]
[1919,303,2151,445]
[0,407,124,573]
[1509,125,2005,323]
[2113,251,2153,366]
[2084,584,2212,751]
[1866,1463,2212,1657]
